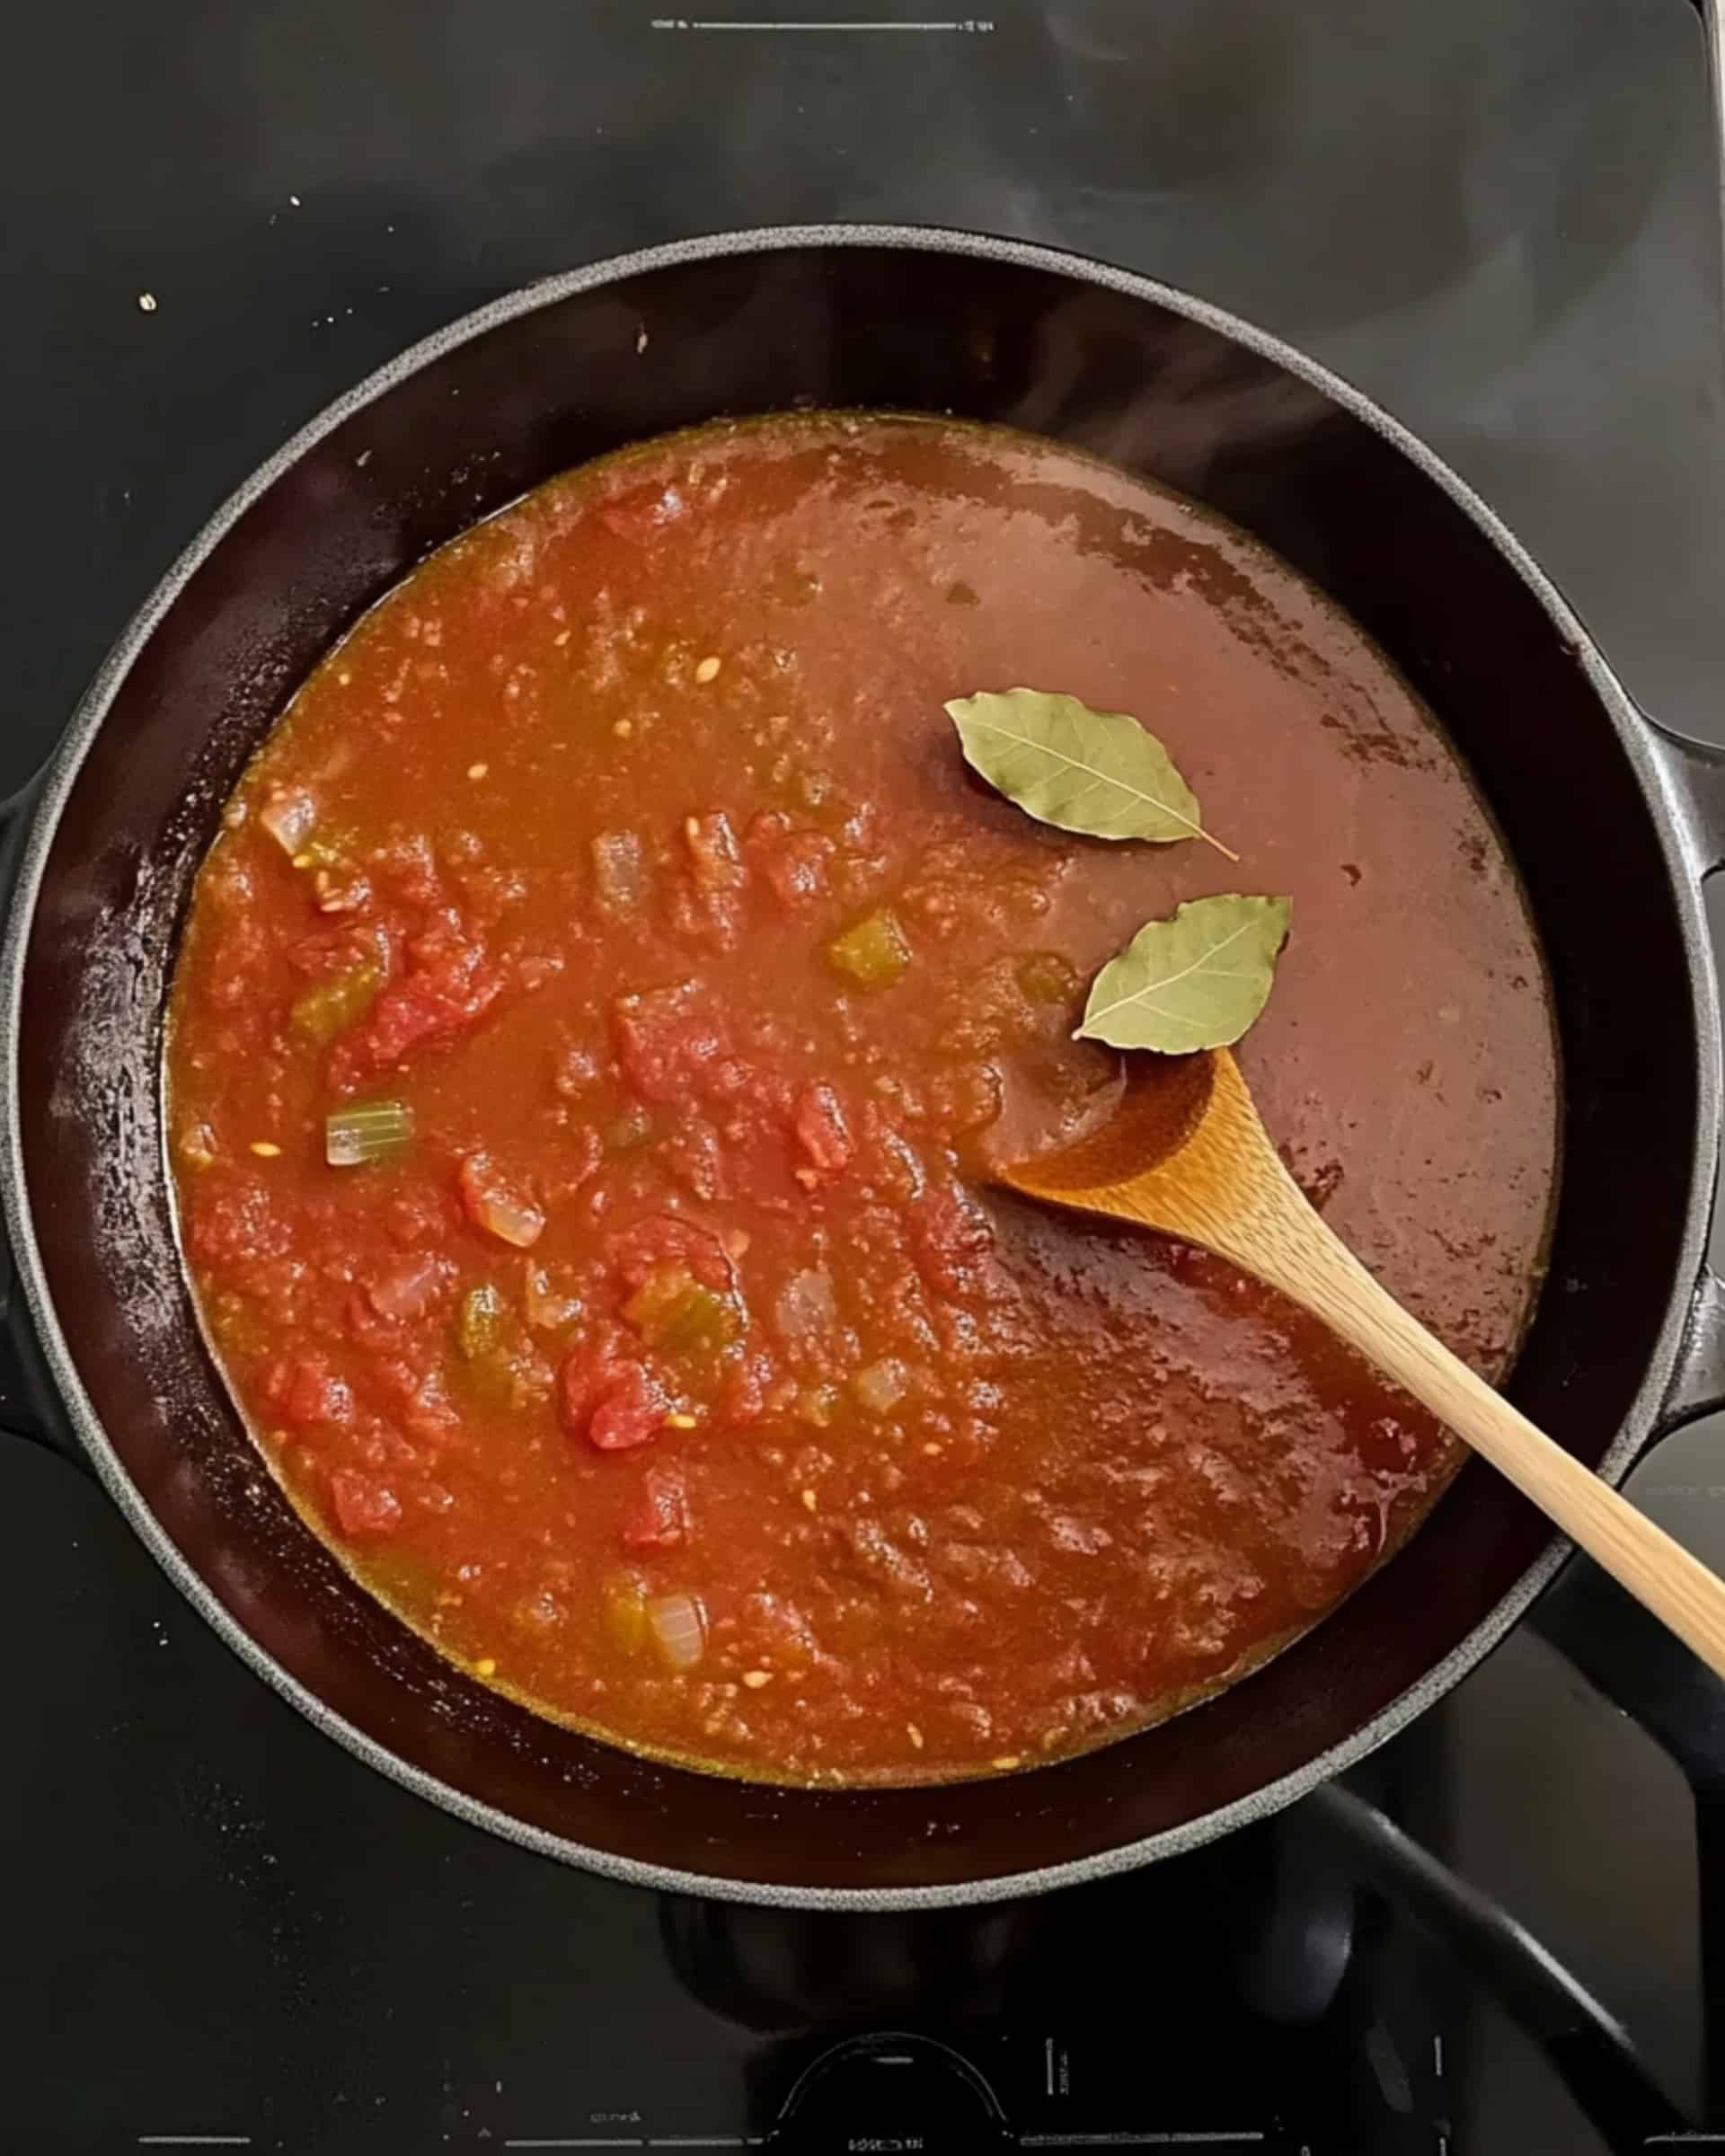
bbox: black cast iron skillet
[6,225,1725,1910]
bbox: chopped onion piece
[523,1260,582,1335]
[852,1356,909,1415]
[456,1153,547,1249]
[774,1267,836,1344]
[592,830,646,915]
[326,1098,414,1167]
[646,1590,706,1671]
[177,1120,218,1171]
[259,787,318,856]
[367,1254,446,1321]
[472,1188,545,1249]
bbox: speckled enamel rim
[4,224,1720,1911]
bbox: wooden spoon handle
[1256,1206,1725,1681]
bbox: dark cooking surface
[6,2,1725,2152]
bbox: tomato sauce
[165,413,1559,1784]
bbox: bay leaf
[945,685,1236,860]
[1077,894,1292,1054]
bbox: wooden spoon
[997,1046,1725,1681]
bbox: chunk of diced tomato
[264,1353,354,1427]
[752,820,835,909]
[188,1179,292,1268]
[559,1339,672,1452]
[685,811,747,897]
[607,1213,735,1295]
[329,910,506,1091]
[659,1117,728,1204]
[721,1347,776,1427]
[597,481,686,545]
[621,1462,691,1551]
[910,1182,1002,1298]
[329,1469,402,1537]
[386,1185,455,1250]
[612,979,730,1104]
[371,832,443,908]
[669,811,749,950]
[549,1123,605,1201]
[793,1081,854,1180]
[285,919,389,981]
[205,919,269,1010]
[590,1362,672,1450]
[354,1357,461,1446]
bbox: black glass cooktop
[7,4,1725,2151]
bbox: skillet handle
[1659,1270,1725,1436]
[0,774,88,1473]
[0,1245,84,1469]
[1642,719,1725,1432]
[1643,715,1725,879]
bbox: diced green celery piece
[623,1264,694,1341]
[457,1283,509,1362]
[826,908,910,991]
[655,1284,739,1357]
[325,1098,413,1167]
[604,1109,654,1153]
[603,1573,650,1657]
[291,963,381,1043]
[1017,951,1082,1007]
[624,1266,737,1357]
